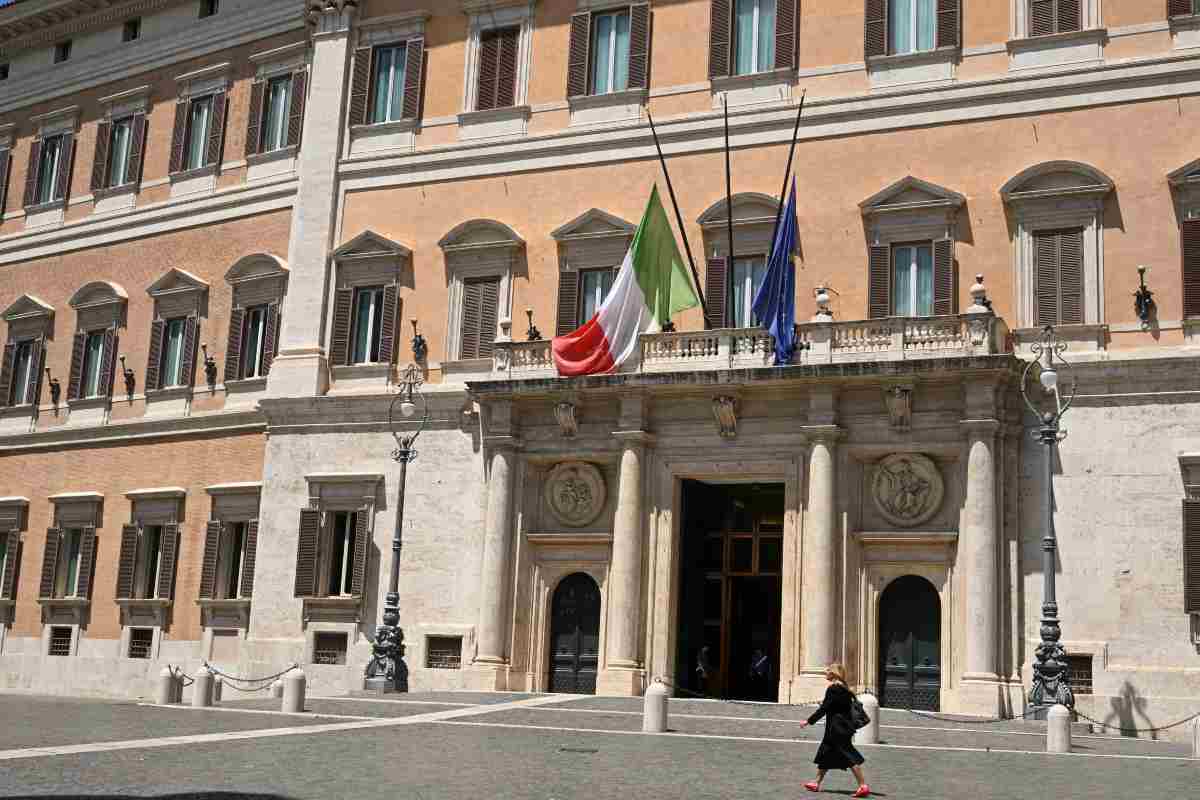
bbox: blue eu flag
[751,177,798,365]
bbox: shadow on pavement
[4,795,299,800]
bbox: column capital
[960,419,1001,439]
[307,1,357,37]
[801,425,844,446]
[613,430,655,448]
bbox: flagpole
[768,90,807,252]
[723,96,735,315]
[646,109,709,326]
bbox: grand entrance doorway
[676,482,783,701]
[548,572,601,694]
[878,574,941,711]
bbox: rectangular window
[199,0,219,18]
[128,628,154,659]
[0,64,9,81]
[123,18,141,43]
[54,41,72,64]
[35,134,67,206]
[370,44,408,124]
[9,341,33,406]
[240,305,269,379]
[79,331,106,399]
[459,276,501,360]
[1029,0,1082,36]
[733,0,776,76]
[426,636,463,669]
[160,318,187,388]
[326,511,357,597]
[219,522,247,600]
[590,10,631,95]
[1034,227,1084,327]
[48,626,73,656]
[1065,654,1093,695]
[888,0,936,55]
[184,96,214,171]
[891,243,934,317]
[54,528,82,598]
[580,268,616,322]
[107,117,134,189]
[350,287,384,365]
[135,525,163,599]
[729,255,769,328]
[476,26,520,111]
[313,631,348,665]
[262,75,293,152]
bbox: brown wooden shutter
[53,134,74,203]
[401,38,424,120]
[244,80,265,157]
[206,91,227,168]
[1185,499,1200,614]
[1057,0,1082,33]
[477,30,501,111]
[125,113,146,186]
[567,12,592,97]
[22,138,42,207]
[497,27,520,109]
[936,0,960,49]
[932,238,955,316]
[1035,230,1059,326]
[379,284,399,365]
[459,277,501,360]
[99,329,118,399]
[1058,228,1084,325]
[224,307,245,383]
[240,519,259,598]
[91,121,111,192]
[1030,0,1055,36]
[22,337,44,406]
[1182,220,1200,318]
[775,0,797,71]
[0,150,10,211]
[38,528,61,599]
[556,271,582,336]
[1169,0,1195,18]
[350,509,370,597]
[66,331,87,401]
[349,46,373,126]
[180,315,199,387]
[0,343,14,408]
[75,526,97,599]
[1034,229,1084,327]
[1,530,19,599]
[330,288,353,367]
[168,100,188,174]
[144,319,165,392]
[865,0,888,58]
[477,278,500,359]
[629,4,652,90]
[261,303,280,376]
[293,508,320,598]
[115,523,139,599]
[709,0,732,78]
[156,523,179,600]
[199,520,222,600]
[459,280,482,360]
[868,244,891,319]
[288,69,307,147]
[704,257,729,329]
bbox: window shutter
[567,12,592,97]
[0,530,19,599]
[180,315,199,388]
[1182,220,1200,318]
[53,134,74,203]
[294,508,320,598]
[477,277,500,359]
[99,329,118,399]
[628,4,652,90]
[25,336,45,406]
[477,30,501,111]
[936,0,960,49]
[156,523,179,600]
[224,307,245,383]
[459,280,482,360]
[460,277,500,360]
[401,38,424,120]
[1058,228,1084,325]
[91,121,111,192]
[350,508,370,597]
[75,526,97,599]
[144,319,165,392]
[556,270,582,336]
[262,303,280,376]
[496,27,520,109]
[206,91,228,168]
[1057,0,1082,33]
[379,284,399,365]
[22,139,42,207]
[865,0,888,58]
[704,257,729,329]
[125,113,146,186]
[0,343,14,408]
[240,519,259,598]
[244,80,265,157]
[330,287,353,367]
[288,70,307,148]
[1035,230,1059,326]
[168,100,188,174]
[67,331,87,401]
[1185,499,1200,614]
[0,150,10,211]
[775,0,797,71]
[199,520,222,600]
[1030,0,1055,36]
[38,528,61,599]
[1169,0,1194,18]
[932,238,956,316]
[708,0,731,79]
[868,244,891,319]
[349,47,373,126]
[115,523,139,599]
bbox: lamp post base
[362,676,405,694]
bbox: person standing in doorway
[798,663,869,797]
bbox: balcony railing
[489,312,1009,380]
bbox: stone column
[960,421,1001,702]
[800,428,840,684]
[473,442,517,674]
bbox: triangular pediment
[439,219,524,252]
[1168,158,1200,187]
[1001,160,1113,203]
[225,253,289,284]
[147,268,209,297]
[332,230,413,261]
[69,281,128,310]
[551,208,636,240]
[697,193,781,227]
[2,294,54,322]
[860,176,966,215]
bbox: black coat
[806,683,865,770]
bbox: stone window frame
[1000,160,1113,349]
[0,294,54,416]
[0,496,29,631]
[457,0,537,141]
[65,281,127,420]
[199,481,261,644]
[245,42,309,180]
[145,268,209,401]
[328,231,410,386]
[1168,158,1200,343]
[168,62,231,198]
[696,192,783,329]
[91,84,151,213]
[1007,0,1106,72]
[348,11,430,154]
[550,208,636,335]
[223,254,289,393]
[565,1,651,127]
[24,105,80,228]
[41,491,104,654]
[116,487,185,659]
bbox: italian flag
[553,186,700,376]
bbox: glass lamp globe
[1038,366,1058,392]
[400,400,416,418]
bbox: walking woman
[798,663,869,797]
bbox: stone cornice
[0,0,177,59]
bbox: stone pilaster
[795,424,842,698]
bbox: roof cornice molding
[0,0,178,59]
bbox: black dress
[806,683,865,770]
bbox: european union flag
[751,177,798,365]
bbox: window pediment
[68,281,128,311]
[697,193,780,230]
[1169,158,1200,221]
[225,254,289,285]
[1001,161,1114,205]
[333,230,413,263]
[860,176,965,217]
[439,219,525,254]
[551,208,636,242]
[147,268,209,299]
[1169,158,1200,188]
[2,294,54,323]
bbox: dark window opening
[426,636,463,669]
[0,63,9,81]
[123,19,141,43]
[48,626,73,656]
[1065,654,1093,695]
[199,0,219,19]
[54,41,72,64]
[128,628,154,659]
[313,632,348,665]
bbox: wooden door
[548,572,601,694]
[878,574,941,711]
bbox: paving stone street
[0,692,1195,800]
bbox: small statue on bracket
[410,319,428,362]
[119,356,136,400]
[200,344,218,392]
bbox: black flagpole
[646,109,709,326]
[723,96,735,314]
[768,90,807,251]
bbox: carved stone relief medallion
[545,461,606,528]
[871,453,944,528]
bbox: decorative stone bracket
[555,401,578,438]
[882,382,913,432]
[712,395,738,439]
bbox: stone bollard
[852,693,881,746]
[1192,716,1199,760]
[155,667,176,705]
[282,669,306,713]
[212,676,223,704]
[642,679,669,733]
[1047,704,1072,753]
[270,678,284,699]
[191,666,214,708]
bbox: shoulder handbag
[850,693,871,730]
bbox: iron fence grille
[312,632,347,665]
[48,627,72,656]
[128,628,154,659]
[1066,654,1093,695]
[426,636,463,669]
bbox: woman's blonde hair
[825,663,847,684]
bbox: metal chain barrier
[1072,708,1200,735]
[168,665,194,687]
[199,661,299,694]
[653,677,819,708]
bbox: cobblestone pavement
[0,692,1194,800]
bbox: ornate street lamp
[1020,325,1078,712]
[364,364,429,692]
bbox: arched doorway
[878,574,941,711]
[548,572,601,694]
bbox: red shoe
[852,786,870,798]
[803,781,821,792]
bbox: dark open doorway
[675,481,784,701]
